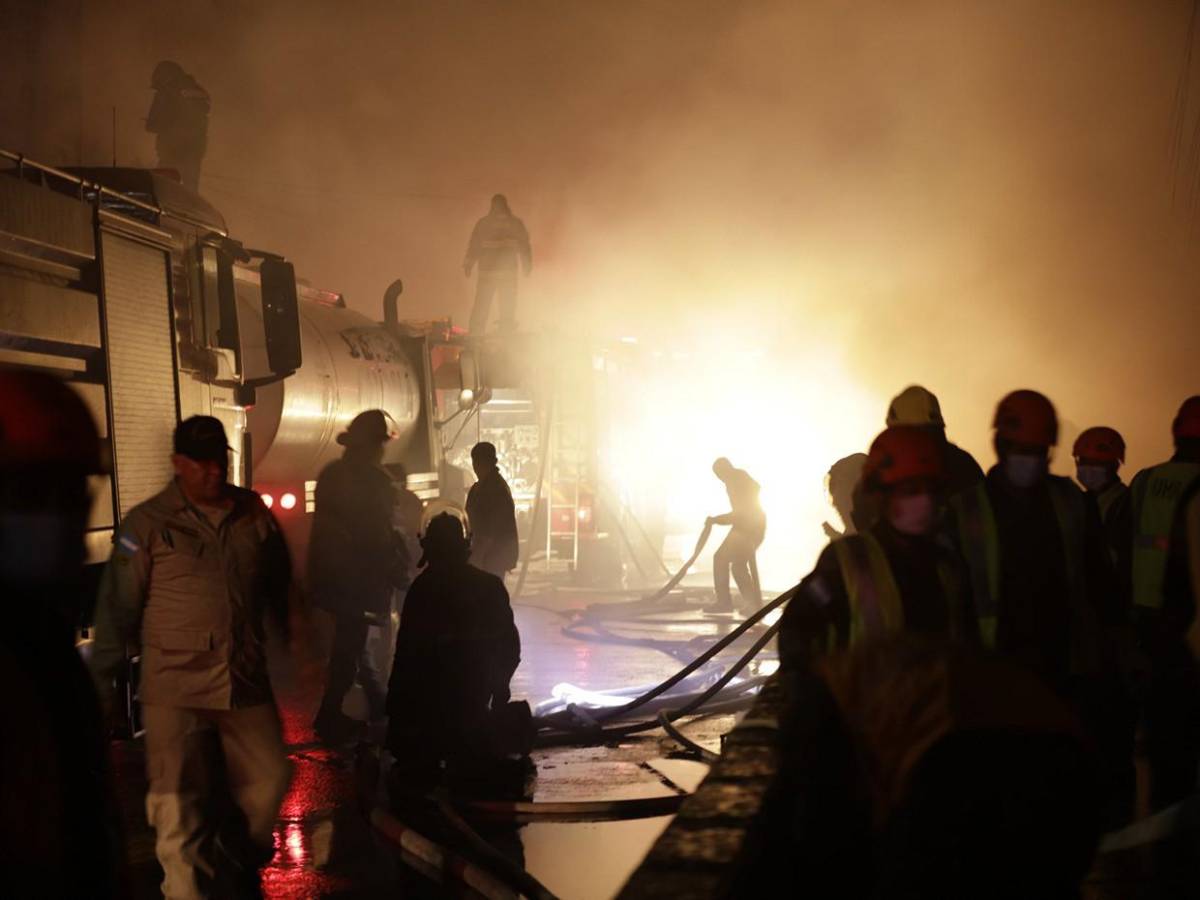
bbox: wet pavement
[114,584,760,898]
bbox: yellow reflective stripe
[952,483,999,648]
[1131,463,1200,610]
[833,533,904,644]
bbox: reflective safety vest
[1129,461,1200,610]
[831,532,958,645]
[1095,480,1128,525]
[950,477,1096,670]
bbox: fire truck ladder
[543,393,584,572]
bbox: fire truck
[1,149,626,608]
[0,151,457,583]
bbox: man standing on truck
[146,60,211,191]
[464,194,532,334]
[90,415,293,898]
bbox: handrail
[0,148,228,237]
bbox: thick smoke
[3,1,1198,569]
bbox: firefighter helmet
[863,426,944,488]
[993,390,1058,447]
[886,385,945,428]
[0,371,104,473]
[1072,426,1125,464]
[1173,396,1200,442]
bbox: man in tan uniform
[91,416,293,899]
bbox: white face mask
[888,493,936,536]
[0,512,81,584]
[1075,464,1111,493]
[1005,453,1047,489]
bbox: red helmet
[1072,426,1125,464]
[993,390,1058,448]
[0,371,104,472]
[863,426,944,488]
[1173,396,1200,442]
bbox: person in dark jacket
[466,442,519,579]
[145,60,210,191]
[464,194,532,334]
[946,390,1133,826]
[386,513,521,775]
[0,372,126,898]
[310,410,410,744]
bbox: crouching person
[386,513,525,784]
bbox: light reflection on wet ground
[119,586,761,898]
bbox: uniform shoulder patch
[117,534,141,555]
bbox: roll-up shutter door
[100,230,178,516]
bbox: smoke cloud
[4,0,1198,576]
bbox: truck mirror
[259,259,302,374]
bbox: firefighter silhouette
[463,194,532,334]
[146,61,210,191]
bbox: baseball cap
[174,416,232,461]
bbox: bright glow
[280,492,297,510]
[577,506,591,522]
[599,324,879,591]
[459,388,475,406]
[260,493,274,509]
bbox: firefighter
[90,416,293,899]
[0,372,124,897]
[464,194,532,334]
[145,60,211,191]
[465,441,520,579]
[886,384,984,496]
[386,513,521,777]
[1072,426,1129,566]
[310,410,410,744]
[780,426,975,664]
[947,390,1134,825]
[708,457,767,614]
[822,452,867,539]
[1122,396,1200,811]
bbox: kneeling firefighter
[780,425,977,662]
[386,513,528,778]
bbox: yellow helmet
[886,385,945,428]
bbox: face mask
[888,493,936,536]
[1005,453,1047,489]
[1075,464,1111,493]
[0,512,81,585]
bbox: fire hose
[537,582,795,732]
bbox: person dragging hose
[708,457,766,614]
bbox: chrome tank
[246,297,421,484]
